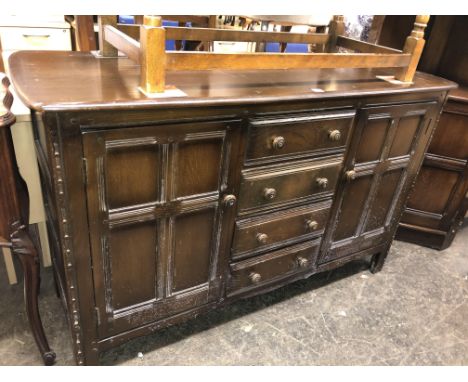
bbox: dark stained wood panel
[106,144,159,208]
[171,208,216,292]
[333,176,373,241]
[109,222,157,310]
[389,116,420,158]
[428,112,468,160]
[175,138,223,198]
[355,118,389,163]
[406,167,460,214]
[364,169,403,232]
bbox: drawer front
[0,27,71,51]
[228,240,320,294]
[232,200,331,258]
[245,110,355,163]
[238,156,342,213]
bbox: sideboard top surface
[8,50,456,112]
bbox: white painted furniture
[0,16,71,284]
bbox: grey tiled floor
[1,226,467,365]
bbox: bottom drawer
[228,239,320,294]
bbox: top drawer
[245,110,355,164]
[0,27,72,51]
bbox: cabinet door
[82,119,240,338]
[399,103,468,248]
[319,101,439,263]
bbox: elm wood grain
[244,110,355,165]
[7,50,456,364]
[0,76,55,365]
[117,24,331,45]
[397,90,468,249]
[8,51,455,112]
[165,51,411,71]
[81,118,241,339]
[319,100,441,264]
[232,200,331,259]
[228,239,321,295]
[237,155,343,215]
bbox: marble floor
[1,225,467,366]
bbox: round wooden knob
[263,187,277,200]
[306,220,319,231]
[272,136,286,149]
[256,233,268,245]
[328,130,341,141]
[316,177,328,189]
[345,170,356,181]
[249,272,262,284]
[223,194,237,207]
[297,257,309,268]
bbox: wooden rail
[336,36,403,54]
[97,15,430,95]
[117,24,330,45]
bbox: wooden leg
[370,251,388,274]
[10,223,56,366]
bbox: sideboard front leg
[11,222,56,366]
[369,251,388,274]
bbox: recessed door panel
[388,115,421,158]
[355,118,389,163]
[175,139,223,198]
[171,208,216,293]
[406,166,460,214]
[108,221,157,310]
[333,175,373,241]
[364,169,404,232]
[106,144,160,209]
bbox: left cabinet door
[82,119,240,338]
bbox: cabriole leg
[11,223,56,366]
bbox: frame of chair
[95,15,430,94]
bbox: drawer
[238,156,343,213]
[0,27,72,51]
[232,200,331,258]
[228,240,320,294]
[245,110,355,164]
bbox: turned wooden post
[395,15,430,82]
[0,75,56,365]
[326,15,345,52]
[140,15,166,93]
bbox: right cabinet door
[319,101,440,264]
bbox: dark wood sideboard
[8,50,456,365]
